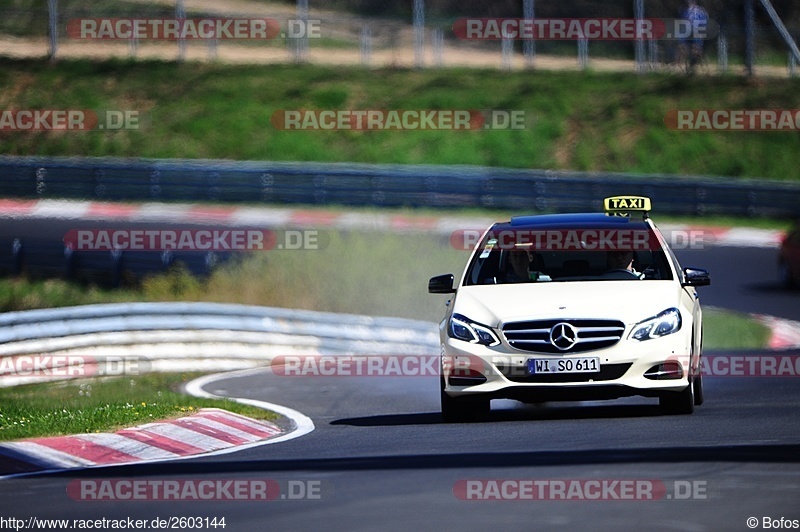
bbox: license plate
[527,357,600,374]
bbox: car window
[463,225,673,285]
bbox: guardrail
[0,302,440,387]
[2,156,799,218]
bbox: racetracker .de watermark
[67,479,323,501]
[271,355,440,377]
[0,355,149,378]
[63,229,326,251]
[454,479,707,500]
[270,109,526,131]
[449,228,711,251]
[67,18,285,40]
[0,110,140,131]
[665,110,800,131]
[673,355,800,378]
[452,18,718,41]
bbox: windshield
[462,222,673,285]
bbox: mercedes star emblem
[549,322,578,351]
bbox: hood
[453,281,681,327]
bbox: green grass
[0,58,799,179]
[703,308,772,350]
[0,372,279,441]
[0,277,138,311]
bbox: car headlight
[448,313,500,346]
[630,308,682,341]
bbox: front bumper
[441,332,693,402]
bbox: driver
[504,248,532,283]
[605,250,644,279]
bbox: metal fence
[0,301,439,388]
[1,0,799,75]
[2,155,799,218]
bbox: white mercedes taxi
[429,196,711,422]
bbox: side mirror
[429,273,456,294]
[682,267,710,287]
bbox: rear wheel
[440,376,490,422]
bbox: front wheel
[441,377,490,422]
[693,375,704,406]
[659,382,695,415]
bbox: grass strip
[0,372,278,442]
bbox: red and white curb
[0,198,786,247]
[0,366,316,479]
[0,199,463,234]
[0,407,283,476]
[755,315,800,350]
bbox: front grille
[496,362,632,383]
[502,319,626,354]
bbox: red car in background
[779,221,800,288]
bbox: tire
[692,329,704,406]
[440,376,490,423]
[693,375,704,406]
[659,382,695,415]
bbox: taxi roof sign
[604,196,651,216]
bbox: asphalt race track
[678,246,800,322]
[0,219,799,531]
